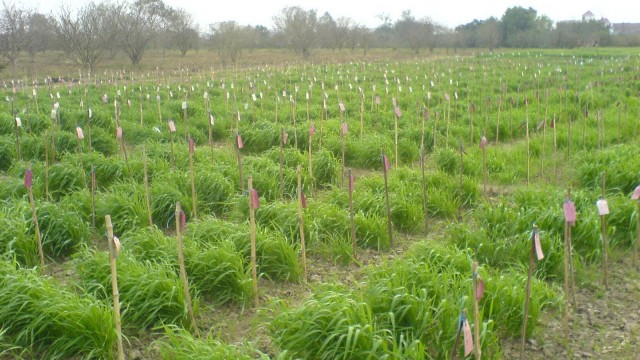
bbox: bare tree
[273,6,317,58]
[26,12,56,59]
[209,20,245,64]
[166,7,199,56]
[53,2,115,72]
[0,1,32,67]
[114,0,166,65]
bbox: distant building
[582,11,595,22]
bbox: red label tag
[479,136,487,149]
[250,189,259,209]
[188,138,195,154]
[116,127,123,140]
[237,134,244,149]
[179,211,186,232]
[24,169,33,189]
[632,185,640,200]
[596,199,609,216]
[463,320,473,356]
[475,278,484,300]
[76,127,84,140]
[341,122,348,135]
[563,201,576,224]
[534,231,544,260]
[383,155,391,171]
[309,124,315,137]
[168,120,176,133]
[394,106,402,118]
[300,191,307,209]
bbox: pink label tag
[282,131,288,144]
[24,169,33,189]
[534,231,544,260]
[116,127,122,140]
[250,189,259,209]
[596,199,609,216]
[375,96,380,105]
[463,320,473,356]
[309,124,315,137]
[394,106,402,118]
[383,155,391,171]
[179,211,186,232]
[76,127,84,140]
[479,136,487,149]
[631,185,640,200]
[563,201,576,224]
[188,138,195,154]
[444,93,450,102]
[475,278,484,300]
[300,191,307,209]
[168,120,176,133]
[237,135,244,149]
[341,122,348,135]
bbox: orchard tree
[209,20,245,64]
[53,2,116,72]
[114,0,166,65]
[273,6,317,58]
[166,8,199,56]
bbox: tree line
[0,1,636,71]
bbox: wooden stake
[175,203,199,336]
[248,177,259,307]
[341,123,347,186]
[495,97,502,143]
[394,107,399,168]
[105,215,124,360]
[481,133,487,195]
[143,147,153,226]
[520,224,538,360]
[297,166,307,282]
[472,262,482,360]
[553,114,558,177]
[91,166,96,229]
[279,128,285,199]
[348,169,357,260]
[382,152,392,248]
[635,194,640,268]
[236,133,245,192]
[458,141,464,221]
[525,98,530,186]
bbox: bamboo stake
[91,166,96,229]
[526,98,530,186]
[553,114,558,177]
[348,169,357,260]
[420,146,428,234]
[248,177,259,307]
[394,105,399,168]
[520,224,540,360]
[341,122,347,186]
[188,138,197,220]
[600,173,609,290]
[308,124,314,191]
[175,203,199,336]
[236,133,245,192]
[495,97,502,143]
[208,112,214,164]
[480,133,487,195]
[297,166,307,282]
[382,152,392,248]
[635,190,640,268]
[105,215,124,360]
[143,147,153,226]
[279,128,285,199]
[26,164,44,270]
[458,140,464,221]
[472,262,482,360]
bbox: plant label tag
[76,127,84,139]
[282,130,288,144]
[631,185,640,200]
[252,93,257,101]
[127,99,131,108]
[392,97,397,107]
[50,109,57,119]
[88,109,92,118]
[463,320,473,356]
[383,155,391,171]
[112,236,121,258]
[534,231,544,260]
[169,91,173,98]
[15,117,21,127]
[116,127,123,140]
[375,96,380,105]
[236,134,244,149]
[209,114,214,126]
[179,211,186,232]
[306,92,309,100]
[563,201,576,224]
[480,136,487,149]
[168,120,176,133]
[596,199,609,216]
[309,124,315,137]
[444,93,450,102]
[394,106,402,118]
[56,92,60,99]
[24,169,33,189]
[341,122,348,135]
[339,102,345,112]
[32,89,36,96]
[188,138,195,154]
[475,278,485,300]
[181,101,187,110]
[250,189,259,209]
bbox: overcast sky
[22,0,640,29]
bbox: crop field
[1,48,640,359]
